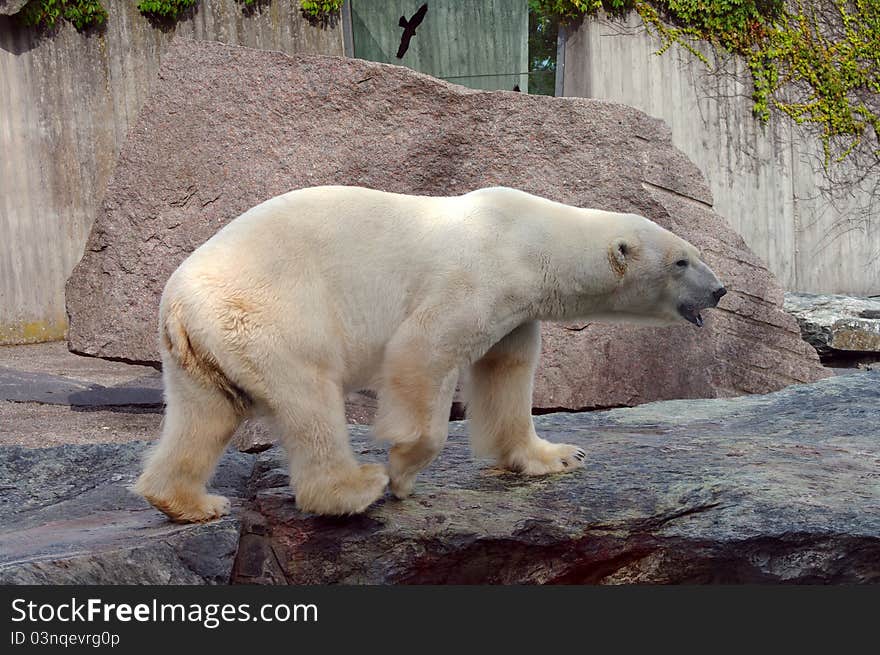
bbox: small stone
[784,293,880,354]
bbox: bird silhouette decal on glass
[396,3,428,59]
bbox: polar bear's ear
[608,238,631,277]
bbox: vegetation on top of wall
[17,0,343,30]
[137,0,197,21]
[135,0,343,23]
[19,0,107,30]
[234,0,345,21]
[299,0,343,20]
[533,0,880,166]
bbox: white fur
[134,186,723,519]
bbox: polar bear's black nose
[712,287,727,302]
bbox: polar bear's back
[160,186,500,391]
[175,186,466,291]
[216,185,457,255]
[162,187,478,366]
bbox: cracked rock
[0,0,30,16]
[0,443,253,584]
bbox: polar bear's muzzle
[677,284,727,327]
[675,259,727,327]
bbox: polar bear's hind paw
[141,490,231,524]
[295,463,389,516]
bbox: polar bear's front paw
[187,494,232,522]
[500,438,586,476]
[295,463,389,516]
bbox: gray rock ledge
[2,372,877,584]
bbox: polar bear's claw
[501,439,587,476]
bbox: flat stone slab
[2,372,876,584]
[0,342,164,407]
[66,39,828,412]
[0,443,253,584]
[785,293,880,354]
[0,366,163,407]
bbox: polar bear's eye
[676,259,688,268]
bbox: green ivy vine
[532,0,880,165]
[299,0,343,19]
[18,0,342,30]
[137,0,197,22]
[19,0,107,30]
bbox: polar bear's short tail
[160,305,252,415]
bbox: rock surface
[0,0,30,16]
[234,372,880,584]
[0,443,252,584]
[2,372,878,584]
[0,366,164,407]
[784,292,880,355]
[66,39,827,412]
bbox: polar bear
[134,186,726,521]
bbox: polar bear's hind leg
[134,357,241,523]
[270,367,389,515]
[387,368,458,498]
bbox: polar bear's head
[603,218,726,327]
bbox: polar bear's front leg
[466,321,586,475]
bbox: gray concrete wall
[0,0,343,343]
[350,0,528,92]
[560,13,880,296]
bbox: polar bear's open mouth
[678,304,704,327]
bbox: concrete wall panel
[0,0,343,343]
